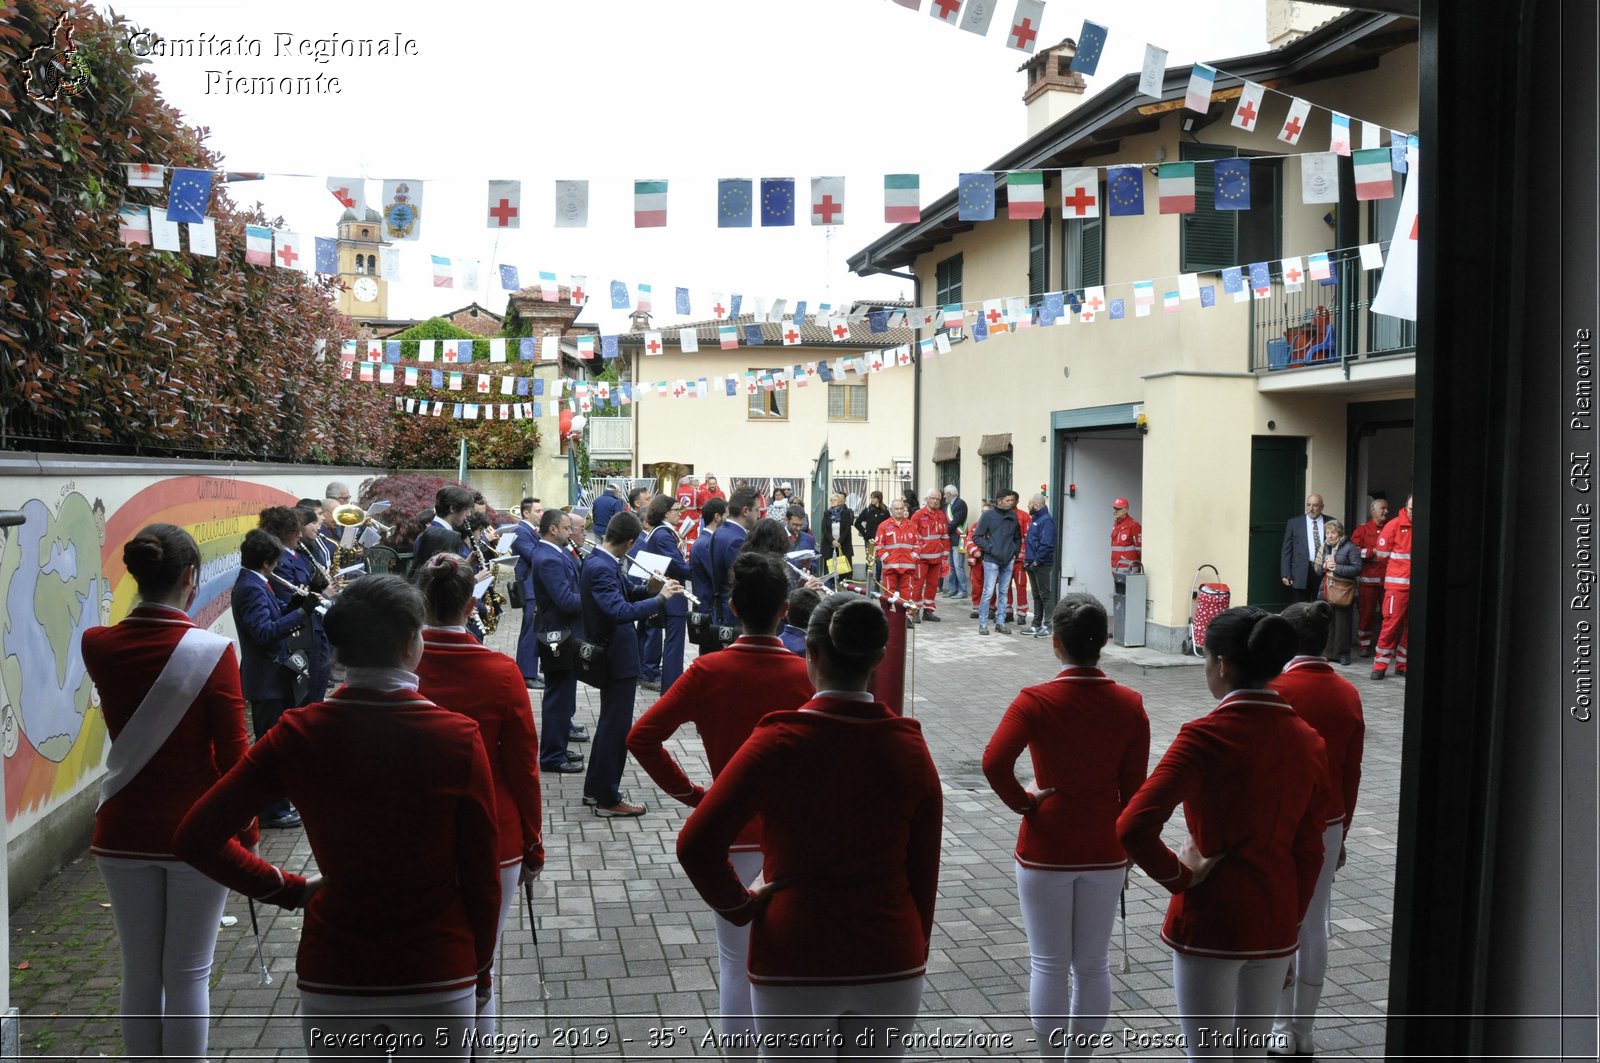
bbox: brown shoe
[593,799,647,818]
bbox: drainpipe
[860,253,923,482]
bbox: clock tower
[334,207,389,319]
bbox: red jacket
[1376,510,1413,587]
[1116,688,1330,960]
[417,629,544,870]
[627,635,812,852]
[875,518,919,571]
[983,667,1150,870]
[910,506,948,562]
[1013,509,1033,574]
[1111,515,1143,572]
[174,687,500,996]
[677,695,942,985]
[1349,518,1387,585]
[1270,657,1364,833]
[695,485,726,511]
[82,605,256,859]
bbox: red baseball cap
[1112,497,1130,509]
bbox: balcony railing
[586,413,632,460]
[1248,248,1416,374]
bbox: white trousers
[1170,952,1285,1059]
[301,989,475,1061]
[714,850,766,1038]
[95,856,229,1063]
[1273,823,1342,1041]
[749,978,925,1061]
[475,863,521,1044]
[1015,864,1124,1058]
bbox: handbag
[690,605,738,651]
[537,628,578,672]
[506,578,525,610]
[1324,573,1356,607]
[573,639,611,689]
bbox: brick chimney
[1022,39,1088,137]
[1265,0,1348,48]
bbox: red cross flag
[327,176,365,214]
[1278,98,1312,145]
[811,177,845,226]
[486,180,521,229]
[1006,0,1044,53]
[781,323,804,346]
[1230,83,1266,132]
[644,331,665,356]
[929,0,962,25]
[1280,257,1306,293]
[1059,168,1099,218]
[273,231,304,272]
[126,163,167,189]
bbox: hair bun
[122,534,164,580]
[828,597,890,656]
[1245,612,1298,676]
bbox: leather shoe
[525,676,544,690]
[1370,669,1386,681]
[969,610,979,619]
[563,750,585,764]
[583,790,628,807]
[995,624,1011,634]
[568,725,590,742]
[979,624,990,635]
[593,799,647,818]
[639,679,661,692]
[261,811,302,829]
[923,613,941,622]
[545,759,584,774]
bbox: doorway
[1247,436,1307,612]
[1347,398,1415,524]
[1054,429,1143,610]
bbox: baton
[247,898,273,986]
[1120,886,1131,973]
[523,878,548,1000]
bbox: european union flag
[1107,167,1145,216]
[730,293,743,318]
[519,337,535,360]
[793,301,807,323]
[314,237,338,276]
[1065,291,1082,314]
[533,378,545,396]
[610,281,629,309]
[1200,285,1217,307]
[515,378,528,396]
[499,264,520,290]
[957,173,995,221]
[1214,159,1251,211]
[1071,20,1108,75]
[385,340,401,363]
[675,287,691,315]
[164,167,213,224]
[1248,261,1272,292]
[1222,266,1244,293]
[1109,298,1126,320]
[1319,262,1338,287]
[972,315,990,342]
[718,179,753,227]
[1042,291,1065,324]
[602,335,619,358]
[868,310,888,334]
[743,324,765,345]
[533,402,542,418]
[816,360,834,383]
[760,178,795,226]
[724,377,738,397]
[431,370,444,387]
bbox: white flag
[1371,148,1419,321]
[380,179,423,241]
[489,338,507,362]
[1359,242,1385,271]
[644,331,665,356]
[1278,98,1312,145]
[501,376,514,395]
[150,213,182,252]
[1059,168,1100,218]
[273,231,305,271]
[1177,273,1200,300]
[459,260,480,291]
[1230,82,1265,132]
[958,0,996,35]
[810,176,845,226]
[1300,153,1340,204]
[486,180,521,229]
[1360,121,1381,150]
[554,180,588,227]
[379,246,401,282]
[1138,44,1168,99]
[768,298,788,323]
[126,163,166,188]
[327,176,366,215]
[187,218,217,257]
[678,328,699,353]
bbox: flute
[266,569,333,616]
[625,559,700,609]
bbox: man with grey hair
[319,482,351,551]
[1022,492,1057,637]
[941,484,969,598]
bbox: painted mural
[0,475,298,835]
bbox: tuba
[331,502,392,581]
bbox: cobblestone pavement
[10,609,1405,1059]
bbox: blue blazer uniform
[689,527,718,614]
[579,549,662,681]
[709,521,748,625]
[509,522,542,678]
[230,570,305,703]
[530,540,583,640]
[642,526,692,618]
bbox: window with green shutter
[1028,214,1051,300]
[1179,144,1283,273]
[936,254,963,306]
[1062,196,1105,292]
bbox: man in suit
[942,485,970,598]
[1281,493,1332,603]
[710,487,759,626]
[530,508,588,774]
[592,485,623,542]
[785,507,818,574]
[578,512,684,817]
[413,485,475,570]
[509,497,544,690]
[818,492,855,586]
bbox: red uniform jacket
[875,519,919,571]
[910,506,949,562]
[983,667,1150,870]
[417,629,545,869]
[677,696,942,985]
[83,605,256,859]
[695,485,727,511]
[627,635,812,852]
[1116,688,1330,960]
[1376,510,1413,586]
[174,687,500,996]
[1270,657,1365,833]
[1111,515,1143,572]
[1349,518,1387,585]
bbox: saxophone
[470,528,505,636]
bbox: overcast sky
[95,0,1274,331]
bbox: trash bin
[1113,570,1147,647]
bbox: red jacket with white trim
[1270,657,1364,833]
[627,635,812,851]
[910,506,949,562]
[1111,515,1143,571]
[416,629,544,870]
[983,667,1150,870]
[174,687,500,996]
[1349,518,1387,584]
[83,605,257,859]
[874,518,919,570]
[676,696,942,985]
[1376,510,1413,586]
[1116,688,1330,960]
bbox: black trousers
[248,698,294,819]
[1027,565,1056,629]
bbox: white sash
[98,628,232,810]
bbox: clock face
[353,277,378,303]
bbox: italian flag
[1352,148,1395,201]
[884,174,920,223]
[1158,163,1196,214]
[1007,171,1046,219]
[634,179,668,228]
[719,324,739,350]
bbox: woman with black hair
[414,554,545,1044]
[176,575,499,1059]
[1116,607,1330,1059]
[676,593,942,1059]
[983,594,1150,1058]
[83,524,252,1062]
[1267,601,1365,1057]
[628,551,813,1038]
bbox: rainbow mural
[0,476,296,830]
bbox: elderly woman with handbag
[1314,519,1362,665]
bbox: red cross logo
[1062,187,1097,216]
[488,198,518,226]
[784,328,800,344]
[747,380,758,394]
[331,185,354,208]
[646,339,662,355]
[933,0,960,18]
[1086,294,1105,313]
[814,195,842,223]
[1282,116,1304,140]
[1010,17,1037,49]
[986,308,1003,325]
[713,302,726,318]
[673,385,685,398]
[832,324,848,340]
[137,163,159,179]
[1236,99,1258,127]
[1410,215,1418,240]
[572,285,585,303]
[276,243,299,268]
[1285,266,1303,283]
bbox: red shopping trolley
[1181,565,1231,657]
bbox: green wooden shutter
[1180,142,1239,272]
[1081,213,1104,287]
[1028,215,1050,299]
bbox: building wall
[626,345,915,480]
